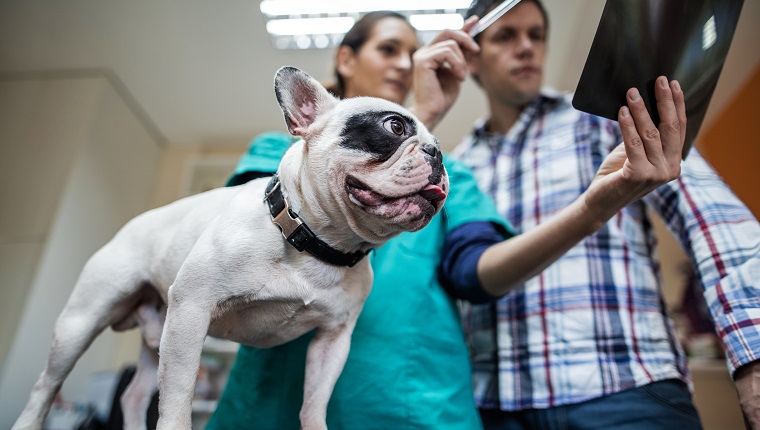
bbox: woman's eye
[384,118,405,136]
[379,45,396,55]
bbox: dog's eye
[383,118,406,136]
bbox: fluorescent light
[261,1,474,50]
[260,0,472,17]
[409,13,464,31]
[266,17,356,36]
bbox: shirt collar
[471,89,568,140]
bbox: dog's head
[274,66,448,244]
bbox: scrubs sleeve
[438,156,514,303]
[226,131,295,186]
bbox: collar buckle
[270,197,303,240]
[263,174,369,267]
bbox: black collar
[263,174,369,267]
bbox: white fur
[13,67,448,430]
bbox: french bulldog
[13,66,448,430]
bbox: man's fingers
[671,79,687,153]
[626,86,665,165]
[606,78,686,203]
[617,105,647,168]
[653,76,683,165]
[673,81,687,139]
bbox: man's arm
[644,147,760,428]
[476,77,686,295]
[736,361,760,429]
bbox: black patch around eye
[340,111,417,162]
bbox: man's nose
[516,34,535,56]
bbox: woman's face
[340,17,418,104]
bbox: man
[454,0,760,428]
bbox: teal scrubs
[207,132,508,430]
[226,132,298,186]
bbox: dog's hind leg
[119,298,164,430]
[121,339,159,430]
[13,300,112,430]
[14,245,146,430]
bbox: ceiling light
[409,14,464,31]
[260,0,474,50]
[266,17,356,36]
[260,0,472,17]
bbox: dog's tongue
[418,184,447,204]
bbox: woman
[207,11,685,430]
[210,13,497,430]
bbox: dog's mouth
[345,175,446,211]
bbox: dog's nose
[421,142,440,158]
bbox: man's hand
[584,76,686,227]
[408,16,480,131]
[477,76,687,295]
[735,360,760,429]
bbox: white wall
[0,78,102,364]
[0,75,162,428]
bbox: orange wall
[699,64,760,218]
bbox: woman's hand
[408,16,480,131]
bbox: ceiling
[1,0,759,150]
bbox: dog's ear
[274,66,338,138]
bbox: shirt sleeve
[644,149,760,375]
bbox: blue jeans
[479,379,703,430]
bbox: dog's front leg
[300,321,356,430]
[155,288,211,430]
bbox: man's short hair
[465,0,549,36]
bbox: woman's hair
[325,11,412,98]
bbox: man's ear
[467,54,479,78]
[274,66,339,138]
[335,45,356,82]
[466,54,483,86]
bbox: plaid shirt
[453,91,760,411]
